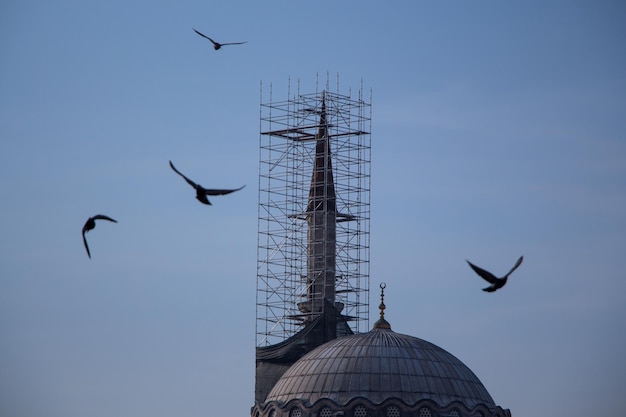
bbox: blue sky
[1,1,625,416]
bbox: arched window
[319,407,332,417]
[354,405,368,417]
[418,408,432,417]
[289,407,302,417]
[386,405,401,417]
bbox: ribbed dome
[266,327,495,409]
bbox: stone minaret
[298,96,337,324]
[255,87,371,408]
[297,95,342,346]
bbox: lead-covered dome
[268,326,494,407]
[256,324,511,417]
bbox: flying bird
[82,214,118,259]
[466,256,524,292]
[169,160,245,205]
[193,28,247,50]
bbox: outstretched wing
[169,160,199,189]
[466,260,498,284]
[204,185,246,196]
[92,214,117,223]
[219,41,248,46]
[82,232,91,259]
[192,28,217,45]
[505,256,524,277]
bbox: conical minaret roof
[306,96,336,213]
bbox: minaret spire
[306,94,336,213]
[298,92,337,334]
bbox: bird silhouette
[82,214,117,259]
[193,28,247,50]
[466,255,524,292]
[169,160,245,205]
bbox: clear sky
[1,1,625,416]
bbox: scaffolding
[256,79,371,347]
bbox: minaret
[296,95,342,345]
[255,84,371,406]
[298,96,337,325]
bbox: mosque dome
[270,327,492,404]
[254,319,510,417]
[258,328,508,417]
[252,284,511,417]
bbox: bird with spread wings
[82,214,117,259]
[193,28,247,50]
[169,160,245,205]
[466,256,524,292]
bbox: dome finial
[373,282,391,329]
